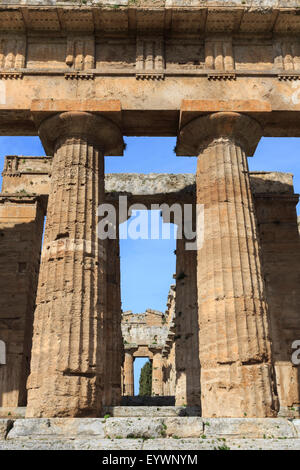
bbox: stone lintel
[1,167,296,205]
[107,171,297,200]
[0,193,47,214]
[31,100,122,130]
[124,344,138,351]
[132,347,153,359]
[122,310,169,353]
[1,156,52,200]
[0,194,39,204]
[179,100,272,130]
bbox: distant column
[255,189,300,417]
[104,214,123,407]
[0,196,44,407]
[123,352,134,396]
[175,236,200,406]
[152,351,163,396]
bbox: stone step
[0,417,299,445]
[121,396,175,406]
[2,437,300,450]
[103,406,201,417]
[0,407,26,419]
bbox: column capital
[38,111,124,156]
[176,112,262,157]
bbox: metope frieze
[65,36,95,72]
[0,36,26,73]
[135,35,164,80]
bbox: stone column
[254,191,300,417]
[0,196,44,407]
[177,112,278,417]
[152,351,163,396]
[26,111,123,417]
[175,236,200,406]
[104,215,123,407]
[123,351,134,396]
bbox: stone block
[203,418,296,438]
[143,437,217,451]
[104,417,164,439]
[104,406,201,417]
[0,407,26,419]
[0,438,144,450]
[164,417,203,437]
[7,418,106,439]
[291,419,300,437]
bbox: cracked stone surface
[1,417,300,450]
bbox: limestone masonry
[0,0,300,450]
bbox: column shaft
[152,352,163,396]
[177,112,278,417]
[27,138,104,417]
[255,193,300,416]
[123,352,134,396]
[26,111,123,417]
[197,136,277,417]
[0,197,44,407]
[104,223,122,406]
[175,237,200,406]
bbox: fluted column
[123,352,134,396]
[152,351,163,396]
[175,236,200,406]
[177,112,278,417]
[104,216,123,407]
[26,111,123,417]
[0,196,44,407]
[254,193,300,417]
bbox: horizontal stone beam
[2,156,297,202]
[0,194,45,214]
[2,84,300,138]
[1,156,52,198]
[107,171,297,198]
[122,310,169,351]
[0,4,300,136]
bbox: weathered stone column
[123,351,134,396]
[0,196,44,407]
[26,111,123,417]
[152,351,163,396]
[177,112,278,417]
[254,188,300,417]
[104,216,123,407]
[175,236,200,407]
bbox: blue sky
[1,136,299,395]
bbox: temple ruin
[0,1,300,432]
[1,156,300,419]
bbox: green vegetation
[139,360,152,396]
